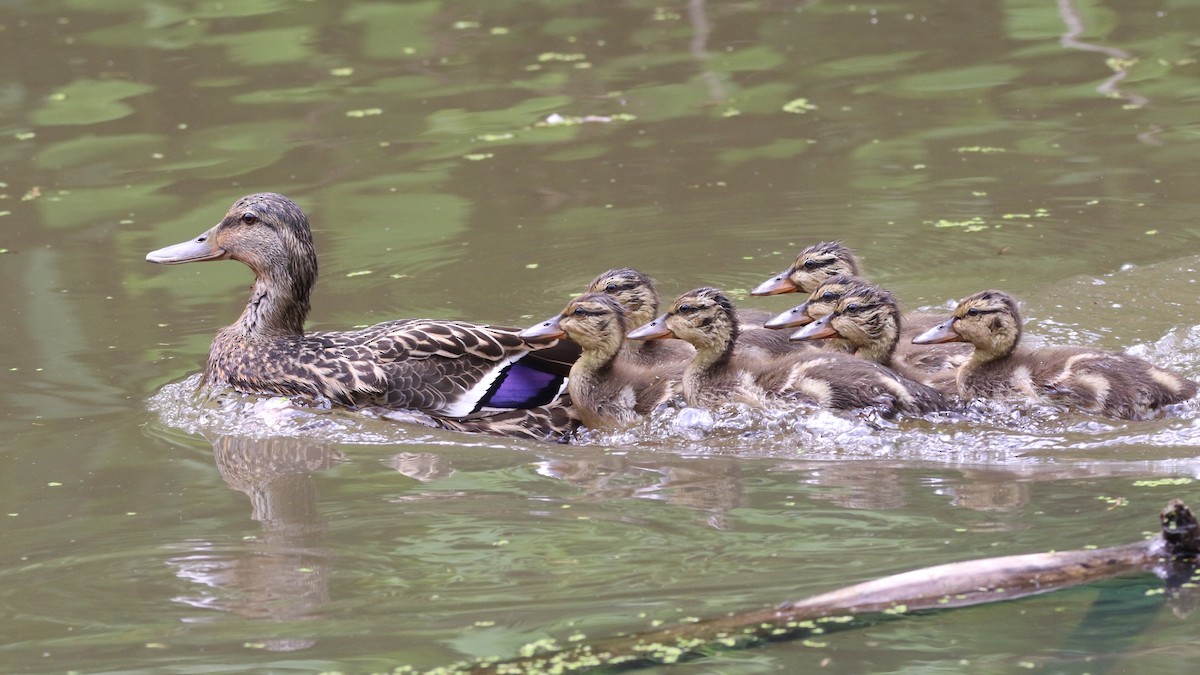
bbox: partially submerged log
[464,500,1200,674]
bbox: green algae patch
[31,79,156,126]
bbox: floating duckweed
[818,615,854,624]
[782,98,817,114]
[15,132,36,140]
[453,20,480,29]
[525,263,539,269]
[47,482,62,487]
[538,52,587,62]
[346,270,373,277]
[929,216,987,232]
[330,67,354,76]
[518,638,560,657]
[145,642,167,649]
[1133,477,1193,486]
[1106,56,1137,71]
[883,604,908,615]
[802,638,827,648]
[464,153,494,161]
[492,539,510,546]
[346,108,383,118]
[567,632,586,642]
[476,132,515,142]
[721,108,741,117]
[474,620,496,627]
[956,146,1006,153]
[491,27,510,35]
[680,616,700,623]
[1145,229,1159,235]
[243,642,267,649]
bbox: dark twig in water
[455,500,1199,674]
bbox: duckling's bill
[750,272,798,296]
[764,301,814,329]
[626,314,673,340]
[912,319,961,344]
[146,225,227,265]
[518,315,566,342]
[789,313,837,341]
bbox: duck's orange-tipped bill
[518,314,567,342]
[790,313,837,341]
[626,314,674,340]
[764,301,814,329]
[750,271,799,296]
[912,319,962,345]
[146,225,227,265]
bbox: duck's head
[751,241,861,296]
[587,268,660,328]
[146,193,317,285]
[791,284,899,362]
[764,274,869,329]
[520,293,628,355]
[912,290,1022,358]
[628,287,737,352]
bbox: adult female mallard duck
[519,293,681,430]
[627,287,948,415]
[145,193,579,429]
[912,290,1198,420]
[767,275,967,378]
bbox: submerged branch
[461,500,1199,674]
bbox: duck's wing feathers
[309,320,578,416]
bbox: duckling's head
[521,293,628,356]
[765,275,870,329]
[791,284,899,363]
[751,241,861,296]
[587,268,660,328]
[912,290,1022,359]
[147,193,317,286]
[628,287,738,352]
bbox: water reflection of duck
[145,193,579,435]
[913,290,1198,419]
[790,282,960,393]
[628,287,948,415]
[520,293,680,430]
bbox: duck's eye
[241,212,259,225]
[605,283,618,292]
[966,307,980,317]
[820,291,838,301]
[803,259,820,269]
[678,304,696,314]
[845,303,861,313]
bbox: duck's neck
[687,320,738,379]
[857,310,900,366]
[235,264,313,337]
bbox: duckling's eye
[845,303,861,313]
[241,212,259,225]
[678,304,696,314]
[966,307,981,317]
[820,291,838,301]
[803,259,820,269]
[604,283,618,292]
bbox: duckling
[520,293,680,430]
[627,287,948,415]
[789,283,962,391]
[145,193,579,424]
[769,276,968,377]
[588,267,795,360]
[912,290,1198,420]
[586,268,695,367]
[753,242,959,338]
[752,241,861,296]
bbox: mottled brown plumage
[770,275,968,377]
[912,290,1198,420]
[146,193,578,430]
[752,241,863,296]
[586,268,695,367]
[629,287,948,415]
[521,293,681,430]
